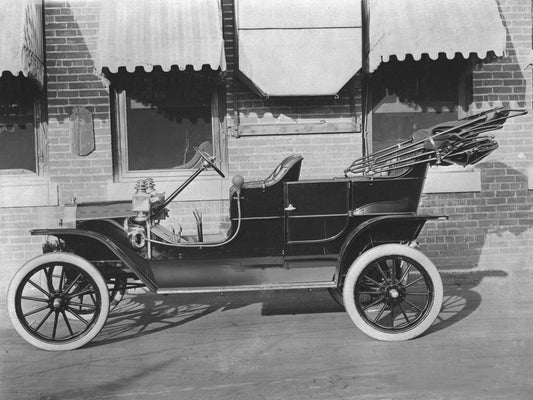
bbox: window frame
[111,82,225,183]
[0,85,47,179]
[363,57,481,193]
[0,83,56,208]
[364,57,472,155]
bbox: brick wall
[418,0,533,271]
[1,0,532,298]
[221,0,363,181]
[45,0,112,202]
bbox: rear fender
[335,214,446,284]
[31,228,157,291]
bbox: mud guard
[335,214,447,283]
[31,228,158,292]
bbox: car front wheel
[7,253,109,351]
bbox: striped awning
[236,0,362,97]
[365,0,507,72]
[0,0,44,84]
[95,0,226,73]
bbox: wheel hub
[385,284,404,302]
[388,288,400,299]
[50,295,68,311]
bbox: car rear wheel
[70,273,127,318]
[343,244,443,341]
[107,274,127,311]
[7,253,109,351]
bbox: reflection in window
[0,75,39,173]
[111,66,217,173]
[370,55,469,152]
[125,98,211,170]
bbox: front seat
[242,154,303,190]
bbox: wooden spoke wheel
[343,244,443,341]
[7,253,109,351]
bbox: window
[110,66,222,180]
[365,55,480,193]
[0,74,43,175]
[366,55,470,153]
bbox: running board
[156,281,337,295]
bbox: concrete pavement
[1,267,532,400]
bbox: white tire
[343,244,443,341]
[7,253,109,351]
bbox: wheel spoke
[34,309,54,331]
[391,259,398,283]
[59,266,66,292]
[398,302,411,324]
[362,295,386,311]
[21,296,49,303]
[45,266,55,293]
[68,288,95,300]
[376,261,389,281]
[61,311,75,337]
[52,312,59,339]
[399,264,412,284]
[28,280,51,298]
[358,290,385,295]
[404,298,423,313]
[406,291,430,296]
[390,303,395,326]
[403,275,425,289]
[23,304,50,317]
[63,273,83,294]
[66,308,90,326]
[68,301,97,310]
[372,303,388,323]
[363,274,381,287]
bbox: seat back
[229,155,303,223]
[265,154,303,185]
[242,154,303,189]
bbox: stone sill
[0,179,59,208]
[423,166,481,193]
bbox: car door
[284,180,351,244]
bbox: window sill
[115,168,224,182]
[423,165,481,193]
[106,175,233,202]
[0,178,59,208]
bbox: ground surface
[1,267,532,400]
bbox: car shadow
[425,269,506,336]
[89,289,343,348]
[89,267,501,347]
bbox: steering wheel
[194,147,225,178]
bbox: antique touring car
[6,107,526,350]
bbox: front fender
[335,214,447,283]
[31,228,157,291]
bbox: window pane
[113,67,215,171]
[371,57,467,152]
[126,98,211,170]
[0,75,37,173]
